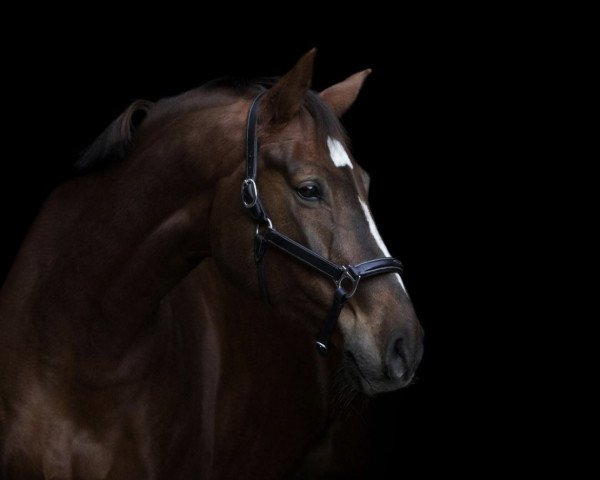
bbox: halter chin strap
[241,92,404,355]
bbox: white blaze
[358,197,407,293]
[327,137,353,169]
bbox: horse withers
[0,49,423,479]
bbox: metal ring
[255,217,273,236]
[241,179,258,208]
[335,268,361,298]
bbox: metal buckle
[241,178,258,208]
[255,217,273,236]
[335,267,361,298]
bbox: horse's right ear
[261,49,316,125]
[75,99,154,171]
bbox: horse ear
[319,69,372,117]
[76,99,154,171]
[262,48,316,124]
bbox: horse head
[207,50,424,394]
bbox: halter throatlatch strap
[242,93,405,355]
[254,228,272,305]
[316,287,348,355]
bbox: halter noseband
[241,92,405,355]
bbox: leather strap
[254,230,272,305]
[259,228,404,287]
[261,228,346,282]
[351,258,404,278]
[242,93,269,224]
[315,287,348,355]
[245,93,261,181]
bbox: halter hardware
[241,178,259,209]
[336,267,361,298]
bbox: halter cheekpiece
[241,93,405,355]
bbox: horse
[0,49,424,479]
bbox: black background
[0,15,548,477]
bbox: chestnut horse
[0,50,423,479]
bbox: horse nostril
[394,337,404,357]
[385,332,408,380]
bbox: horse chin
[342,352,415,396]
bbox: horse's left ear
[320,69,372,118]
[263,48,316,124]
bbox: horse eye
[296,182,322,201]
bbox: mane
[75,99,154,171]
[76,77,346,172]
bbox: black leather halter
[241,93,405,355]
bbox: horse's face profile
[206,51,424,394]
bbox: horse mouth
[342,351,373,394]
[342,351,415,395]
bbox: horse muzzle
[343,324,424,395]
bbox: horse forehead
[260,118,355,172]
[265,140,353,175]
[261,130,327,163]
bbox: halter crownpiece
[242,92,405,355]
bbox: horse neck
[1,103,243,362]
[116,258,345,473]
